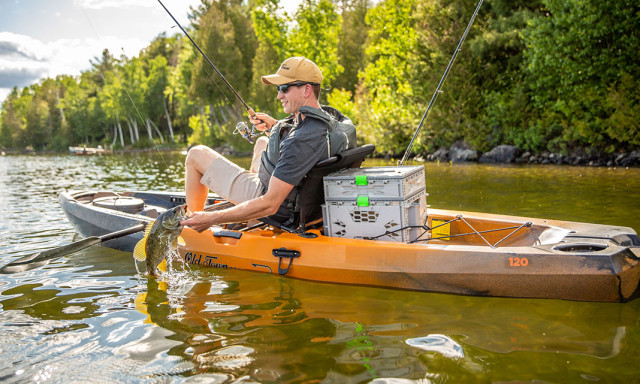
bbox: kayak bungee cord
[157,0,261,143]
[399,0,484,166]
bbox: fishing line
[80,4,170,167]
[157,0,254,114]
[157,0,261,142]
[191,53,247,128]
[399,0,484,166]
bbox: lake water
[1,152,639,383]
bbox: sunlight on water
[0,152,639,383]
[405,334,465,358]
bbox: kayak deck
[59,190,640,302]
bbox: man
[180,57,332,232]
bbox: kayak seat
[263,144,376,232]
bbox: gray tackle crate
[322,191,428,242]
[323,165,426,201]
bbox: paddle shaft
[0,223,147,273]
[2,198,233,274]
[99,223,147,242]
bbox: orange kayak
[59,190,640,302]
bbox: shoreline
[3,144,639,168]
[404,144,640,168]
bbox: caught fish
[133,204,187,275]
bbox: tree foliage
[0,0,638,155]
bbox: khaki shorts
[200,155,264,204]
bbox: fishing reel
[233,121,261,144]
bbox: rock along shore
[409,143,640,167]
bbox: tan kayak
[59,190,640,302]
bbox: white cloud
[0,33,52,91]
[0,88,10,103]
[0,31,148,99]
[0,60,48,88]
[74,0,155,10]
[0,0,291,103]
[0,0,201,101]
[0,32,51,62]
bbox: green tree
[145,56,170,128]
[334,0,371,95]
[464,0,543,151]
[250,0,290,115]
[50,75,77,150]
[289,0,343,94]
[0,88,21,148]
[356,0,420,154]
[23,87,51,150]
[120,56,147,135]
[63,71,103,145]
[190,0,251,109]
[167,35,198,141]
[523,0,640,152]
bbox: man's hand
[180,211,215,233]
[249,112,277,132]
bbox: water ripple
[1,153,640,383]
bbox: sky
[0,0,301,103]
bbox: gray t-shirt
[256,110,329,223]
[258,112,329,190]
[272,116,328,186]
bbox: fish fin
[143,221,154,237]
[132,222,154,261]
[157,259,167,273]
[133,237,147,261]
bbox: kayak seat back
[264,144,376,232]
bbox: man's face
[277,83,309,115]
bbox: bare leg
[184,145,220,212]
[250,136,269,173]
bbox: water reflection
[4,243,636,382]
[1,153,640,383]
[406,335,464,358]
[130,263,640,382]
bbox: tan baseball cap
[261,57,323,85]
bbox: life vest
[258,105,357,188]
[322,105,358,155]
[258,105,357,225]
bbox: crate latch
[273,247,301,275]
[355,175,368,185]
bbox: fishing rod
[156,0,259,142]
[399,0,484,166]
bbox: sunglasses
[276,82,316,93]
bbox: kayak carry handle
[273,247,300,275]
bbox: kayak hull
[58,190,640,302]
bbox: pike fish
[133,204,187,275]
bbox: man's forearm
[210,195,277,225]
